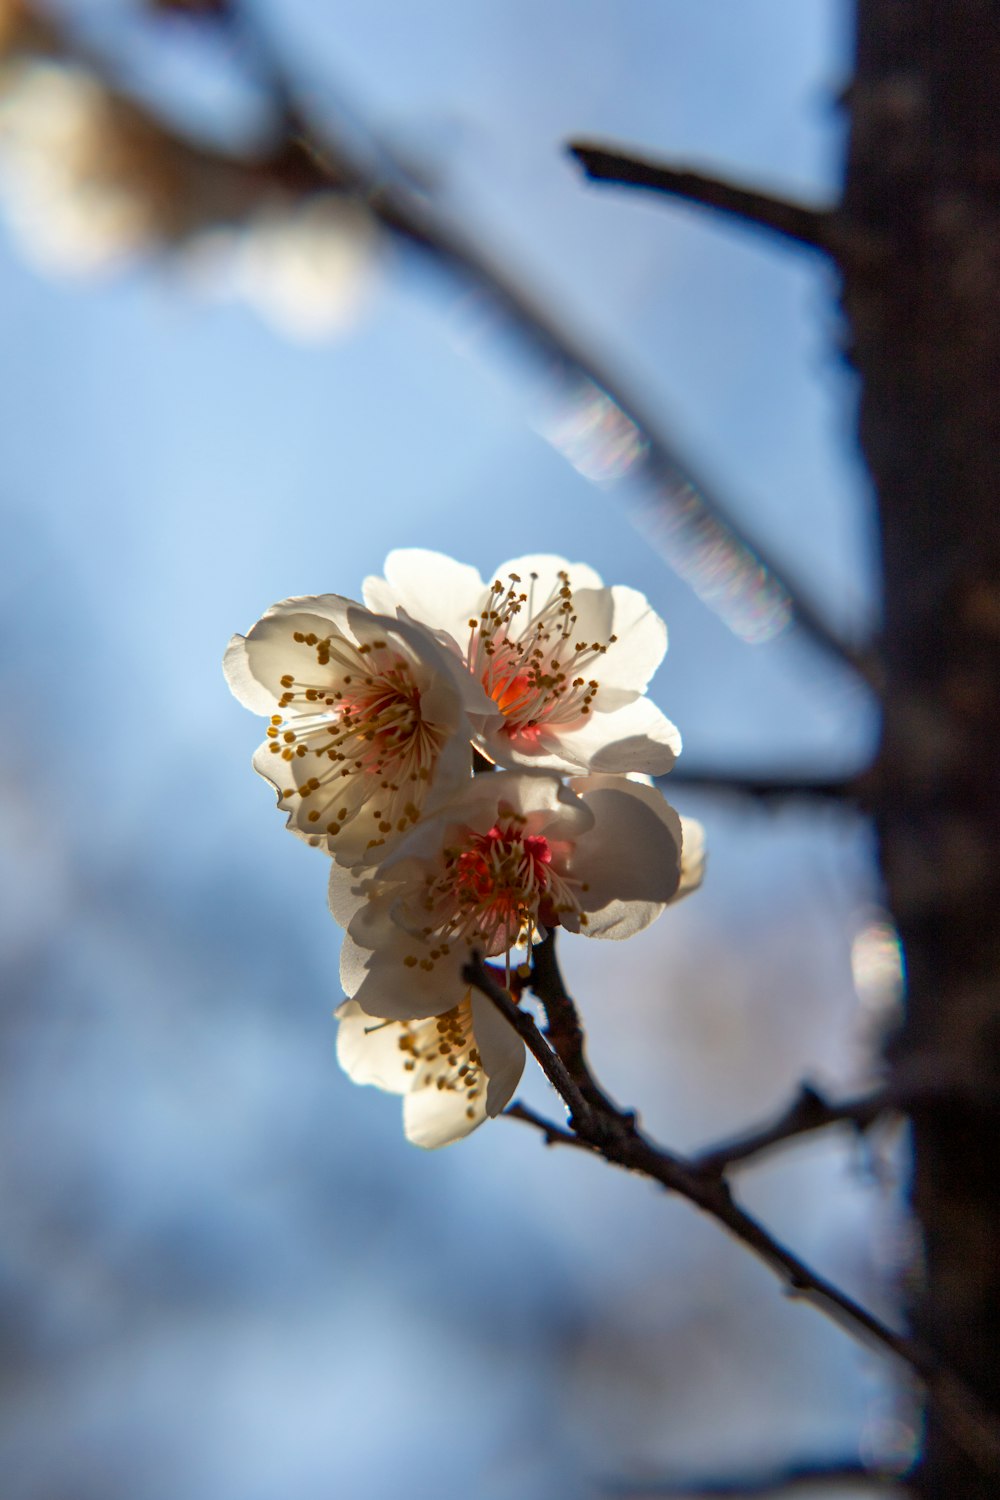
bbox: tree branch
[568,144,833,252]
[608,1457,904,1496]
[691,1082,896,1176]
[465,941,1000,1482]
[528,930,626,1117]
[505,1100,595,1151]
[21,0,875,681]
[691,1062,1000,1178]
[460,954,596,1130]
[208,8,875,685]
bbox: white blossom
[331,770,702,1021]
[0,61,182,274]
[224,594,498,866]
[0,55,380,335]
[232,193,379,341]
[363,549,681,776]
[335,986,525,1148]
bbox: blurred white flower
[224,594,498,866]
[0,50,381,335]
[331,770,701,1021]
[0,60,184,274]
[364,549,681,775]
[335,986,525,1148]
[233,193,379,340]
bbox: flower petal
[349,940,469,1021]
[470,992,526,1116]
[362,549,486,642]
[403,1079,486,1149]
[603,585,668,690]
[336,994,508,1148]
[224,597,355,706]
[335,1000,413,1094]
[495,554,605,592]
[677,816,707,900]
[490,694,681,776]
[567,775,685,938]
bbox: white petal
[350,939,470,1021]
[470,992,526,1116]
[345,605,491,720]
[336,999,498,1146]
[677,816,707,900]
[362,549,486,640]
[603,585,668,690]
[495,554,605,592]
[403,1081,487,1149]
[488,694,681,776]
[223,634,277,714]
[251,740,421,865]
[328,864,372,929]
[376,770,591,875]
[339,932,373,995]
[231,601,356,704]
[335,1001,412,1094]
[568,775,684,937]
[557,584,614,647]
[560,696,681,775]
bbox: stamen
[394,995,487,1115]
[465,569,611,743]
[397,817,583,971]
[274,631,446,840]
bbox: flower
[363,549,681,776]
[331,770,702,1021]
[0,61,188,274]
[224,594,499,865]
[335,984,525,1148]
[232,193,379,341]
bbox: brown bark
[843,4,1000,1495]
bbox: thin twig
[529,931,625,1116]
[692,1083,895,1176]
[607,1457,904,1495]
[693,1065,1000,1177]
[467,941,1000,1481]
[505,1100,596,1151]
[460,955,596,1130]
[568,143,832,252]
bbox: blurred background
[0,2,915,1496]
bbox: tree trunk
[844,4,1000,1494]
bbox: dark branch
[505,1100,595,1151]
[31,0,874,682]
[460,954,595,1129]
[608,1457,904,1496]
[228,39,873,684]
[569,143,832,252]
[468,943,1000,1481]
[693,1064,1000,1178]
[692,1083,896,1176]
[529,931,625,1117]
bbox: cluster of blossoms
[0,0,377,336]
[226,550,704,1147]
